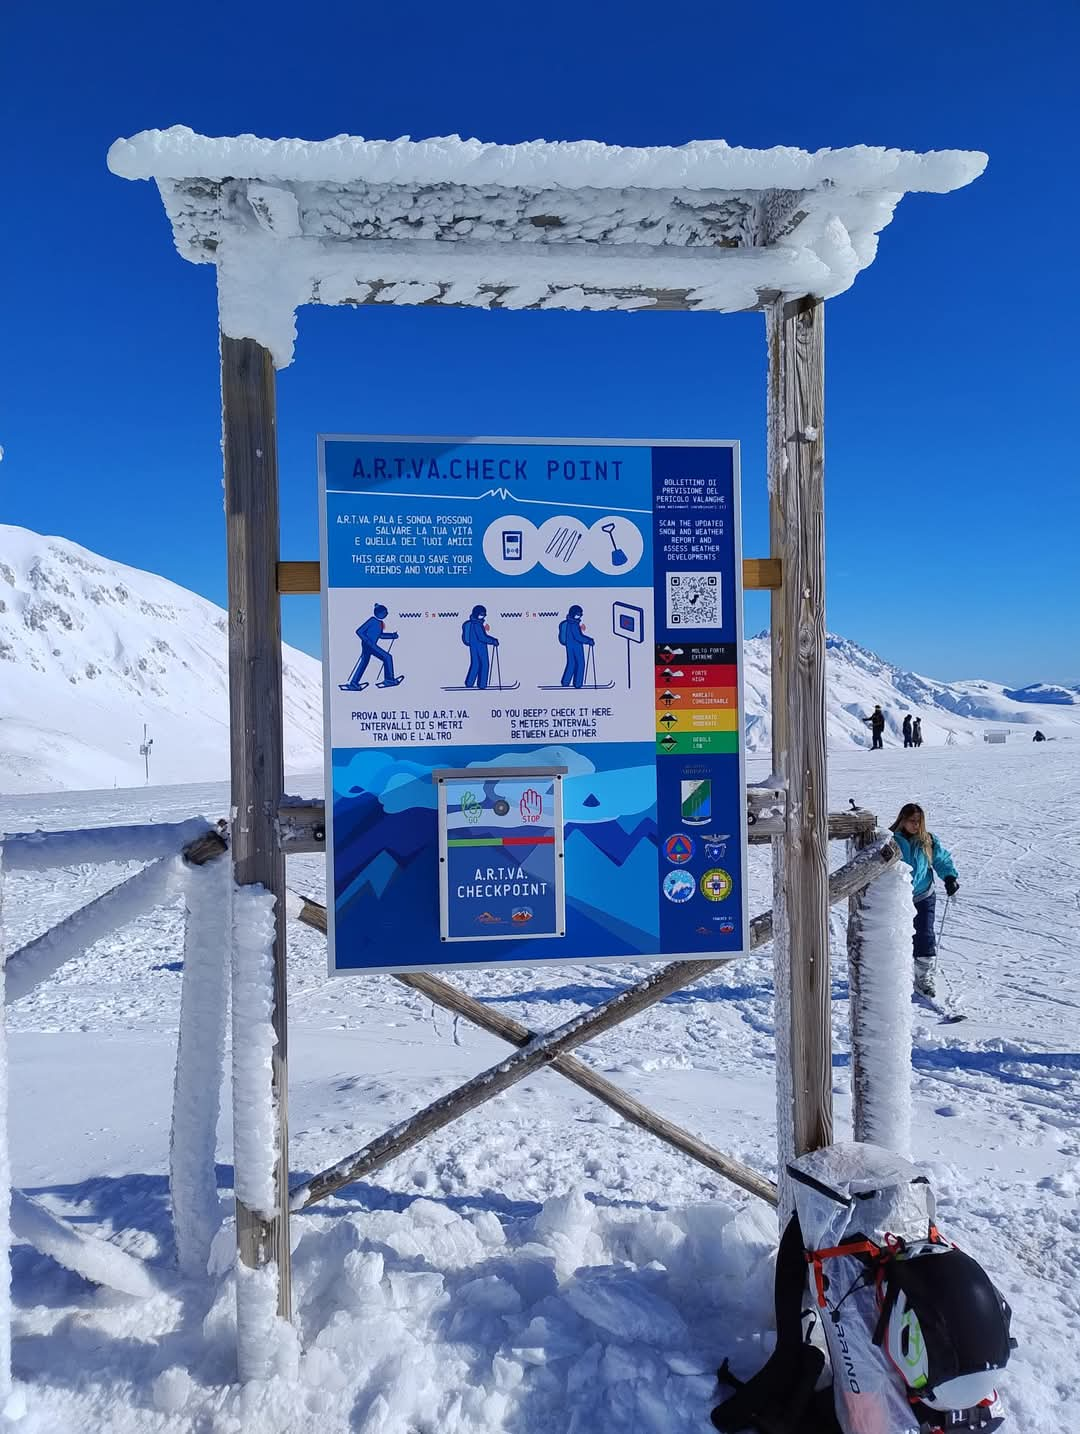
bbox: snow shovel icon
[601,522,628,567]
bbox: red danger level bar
[654,664,738,687]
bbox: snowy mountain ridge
[742,630,1080,753]
[0,524,323,794]
[1002,682,1080,706]
[1,524,1076,793]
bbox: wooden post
[767,295,830,1193]
[848,826,873,1143]
[0,849,12,1400]
[221,335,291,1322]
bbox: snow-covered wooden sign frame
[108,127,985,367]
[109,125,986,1362]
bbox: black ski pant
[871,731,883,749]
[913,890,937,988]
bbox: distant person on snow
[890,802,960,999]
[1033,729,1047,742]
[912,716,924,747]
[863,704,886,750]
[902,713,913,748]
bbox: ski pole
[935,894,960,1009]
[937,893,952,946]
[494,644,503,689]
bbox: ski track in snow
[0,745,1077,1431]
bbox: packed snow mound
[741,632,1080,753]
[0,525,322,794]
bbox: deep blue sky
[3,1,1077,684]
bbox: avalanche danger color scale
[318,435,748,975]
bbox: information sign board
[319,436,746,974]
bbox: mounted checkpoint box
[436,766,566,942]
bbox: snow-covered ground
[0,742,1076,1431]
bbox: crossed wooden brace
[289,835,898,1213]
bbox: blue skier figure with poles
[341,603,403,690]
[462,604,500,689]
[558,604,595,689]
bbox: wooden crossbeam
[288,835,898,1210]
[277,556,782,594]
[297,898,777,1207]
[276,800,875,855]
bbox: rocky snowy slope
[2,525,1076,794]
[742,632,1080,753]
[0,525,323,794]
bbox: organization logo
[718,921,735,935]
[511,907,534,924]
[662,869,696,904]
[664,833,695,865]
[700,868,733,902]
[702,834,730,862]
[680,779,712,825]
[460,790,482,825]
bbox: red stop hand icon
[519,788,543,823]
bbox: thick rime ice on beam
[4,855,182,1004]
[107,127,987,192]
[170,857,230,1279]
[0,854,11,1401]
[230,885,279,1221]
[850,860,913,1157]
[107,126,987,367]
[9,1191,158,1299]
[0,818,212,872]
[234,1262,298,1385]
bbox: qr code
[666,571,722,627]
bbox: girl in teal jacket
[889,803,960,998]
